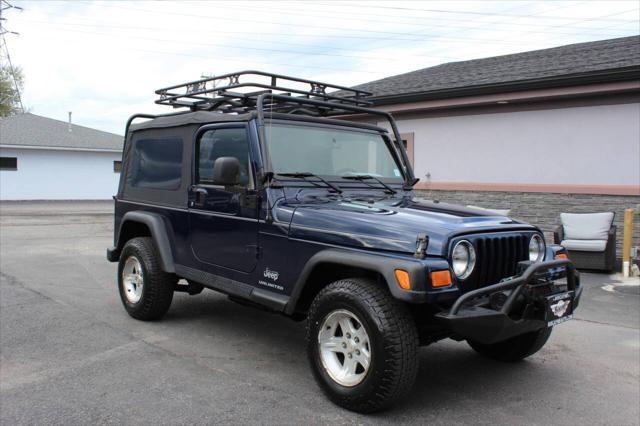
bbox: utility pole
[1,0,24,113]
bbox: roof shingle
[352,36,640,102]
[0,113,123,151]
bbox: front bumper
[436,259,581,344]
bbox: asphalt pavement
[1,201,638,425]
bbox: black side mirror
[212,157,240,186]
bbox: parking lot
[1,201,638,425]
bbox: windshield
[265,123,404,180]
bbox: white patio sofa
[554,212,616,271]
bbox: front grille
[471,234,530,287]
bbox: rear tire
[467,327,552,362]
[118,237,175,321]
[306,278,419,413]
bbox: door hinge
[247,244,262,259]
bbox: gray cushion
[561,239,607,252]
[560,212,614,240]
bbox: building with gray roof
[1,113,123,199]
[347,36,639,258]
[353,36,639,104]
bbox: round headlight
[452,240,476,279]
[529,234,545,262]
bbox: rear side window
[130,138,183,190]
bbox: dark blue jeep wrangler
[107,72,581,413]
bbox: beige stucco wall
[376,101,640,190]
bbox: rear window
[130,138,183,190]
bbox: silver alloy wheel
[122,256,144,304]
[318,309,371,387]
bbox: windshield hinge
[415,234,429,259]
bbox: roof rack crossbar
[157,70,369,96]
[154,71,372,115]
[158,83,371,106]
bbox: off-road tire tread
[119,237,175,321]
[468,327,552,362]
[306,278,419,413]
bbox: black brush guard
[436,259,582,345]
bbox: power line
[352,0,596,72]
[514,8,640,39]
[23,27,393,75]
[27,25,462,63]
[321,1,639,22]
[19,18,563,46]
[126,47,389,75]
[208,2,636,36]
[20,6,639,83]
[23,16,637,53]
[33,18,587,56]
[283,0,628,73]
[12,2,640,93]
[306,0,638,65]
[78,1,450,38]
[280,1,535,69]
[69,0,639,72]
[81,1,638,40]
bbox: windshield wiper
[276,172,342,193]
[341,174,397,194]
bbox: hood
[279,195,536,256]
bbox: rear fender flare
[115,211,176,273]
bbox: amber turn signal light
[555,253,568,260]
[394,269,411,290]
[431,270,452,288]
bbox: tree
[0,63,24,117]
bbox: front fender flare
[285,249,430,315]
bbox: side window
[197,128,251,187]
[131,138,183,190]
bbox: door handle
[191,186,207,207]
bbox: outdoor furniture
[467,205,511,216]
[554,212,616,271]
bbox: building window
[113,160,122,173]
[0,157,18,171]
[399,133,414,167]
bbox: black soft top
[128,110,388,135]
[129,111,256,132]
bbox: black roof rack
[144,71,416,187]
[155,70,372,116]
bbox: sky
[2,0,639,135]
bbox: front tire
[467,327,553,362]
[118,237,175,321]
[306,278,419,413]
